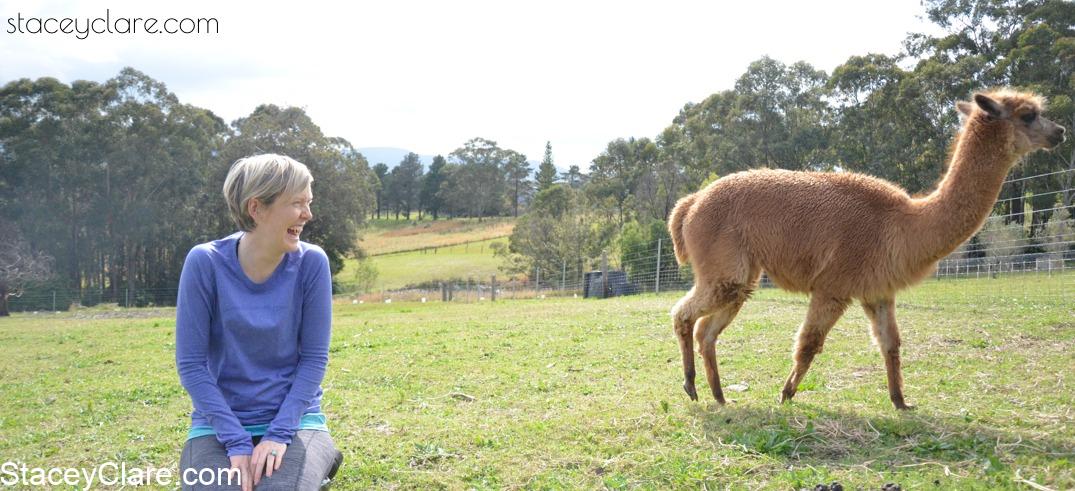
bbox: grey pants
[179,430,343,490]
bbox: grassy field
[339,237,511,292]
[358,218,515,256]
[0,279,1072,489]
[336,217,516,292]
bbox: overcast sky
[0,0,940,169]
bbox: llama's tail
[668,193,696,266]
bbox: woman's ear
[246,198,261,225]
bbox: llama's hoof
[780,389,796,403]
[894,402,916,411]
[683,383,698,401]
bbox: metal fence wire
[9,170,1074,312]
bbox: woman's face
[252,185,313,254]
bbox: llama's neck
[907,119,1016,266]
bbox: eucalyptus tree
[589,137,658,226]
[445,137,508,221]
[421,155,448,220]
[389,152,423,219]
[371,163,389,219]
[502,149,532,217]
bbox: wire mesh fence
[6,287,182,312]
[8,170,1073,313]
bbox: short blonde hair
[223,154,313,231]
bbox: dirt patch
[382,221,466,237]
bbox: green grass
[0,279,1072,489]
[339,237,510,291]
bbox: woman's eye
[1021,112,1037,124]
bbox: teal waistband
[186,412,329,440]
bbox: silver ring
[270,450,278,457]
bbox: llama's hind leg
[671,283,747,401]
[671,287,702,400]
[694,299,746,404]
[862,298,913,410]
[780,295,850,403]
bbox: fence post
[655,238,662,294]
[491,275,497,301]
[561,260,566,294]
[52,291,56,311]
[601,251,609,299]
[536,267,541,297]
[125,288,129,308]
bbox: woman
[176,154,343,490]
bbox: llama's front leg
[781,295,849,403]
[862,298,913,410]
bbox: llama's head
[957,89,1066,155]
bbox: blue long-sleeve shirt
[175,232,332,457]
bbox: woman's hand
[251,439,288,486]
[228,455,253,491]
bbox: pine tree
[535,141,559,192]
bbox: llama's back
[681,169,923,298]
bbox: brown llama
[668,89,1066,410]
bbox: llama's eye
[1021,112,1038,124]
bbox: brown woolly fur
[668,88,1066,410]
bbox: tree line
[369,139,570,221]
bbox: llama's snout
[1048,126,1066,147]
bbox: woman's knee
[179,437,242,490]
[294,431,343,490]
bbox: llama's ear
[957,101,974,116]
[974,93,1006,119]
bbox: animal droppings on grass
[727,382,749,392]
[450,392,476,402]
[365,420,395,435]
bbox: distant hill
[357,147,436,168]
